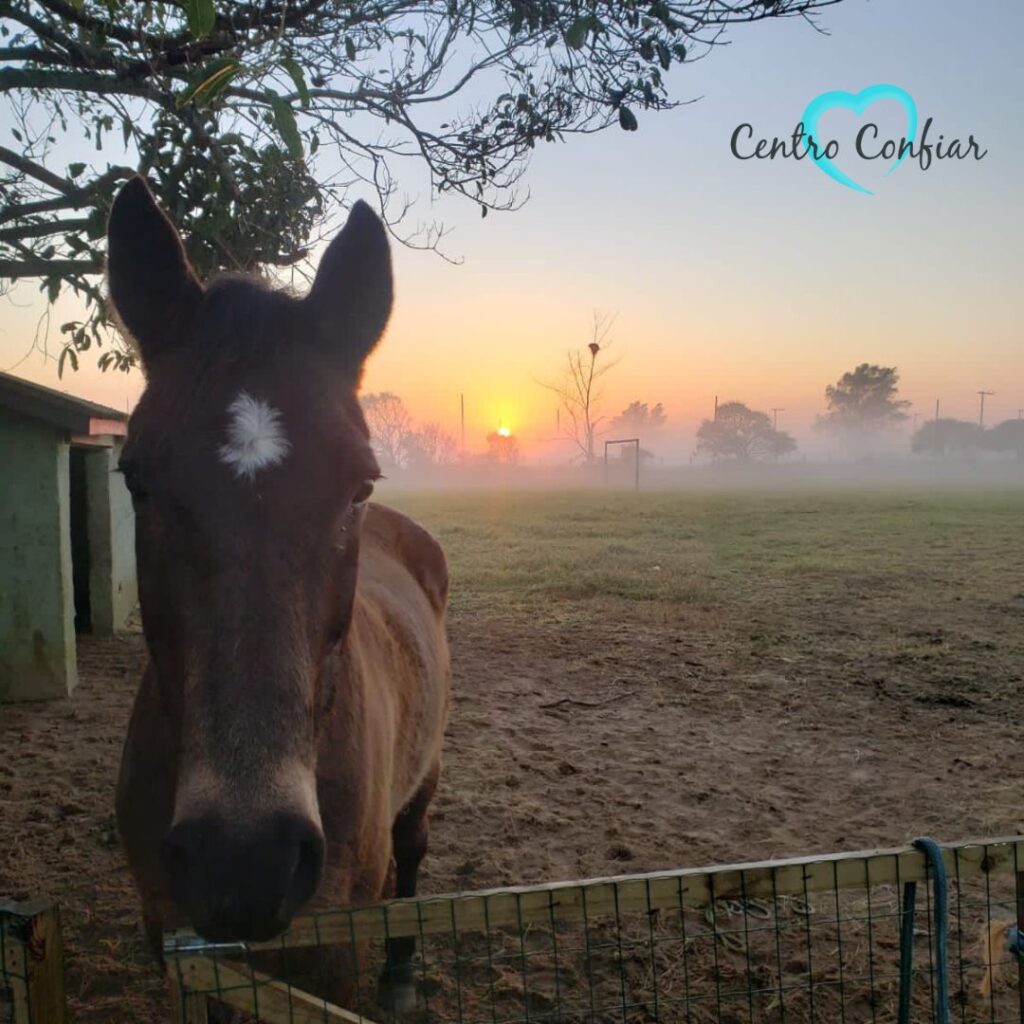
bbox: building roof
[0,370,128,437]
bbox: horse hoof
[378,964,418,1015]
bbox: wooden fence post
[0,898,68,1024]
[168,976,210,1024]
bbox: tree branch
[0,218,90,242]
[0,256,102,277]
[0,144,74,194]
[0,67,166,102]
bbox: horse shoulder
[361,503,449,616]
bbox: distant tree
[484,430,520,465]
[985,419,1024,460]
[816,364,911,436]
[539,311,618,465]
[911,418,985,457]
[696,401,797,462]
[361,392,413,468]
[614,441,655,469]
[406,423,459,468]
[610,401,667,436]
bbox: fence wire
[165,837,1024,1024]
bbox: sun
[497,425,511,438]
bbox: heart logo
[801,84,918,195]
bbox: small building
[0,371,136,701]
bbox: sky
[2,0,1022,461]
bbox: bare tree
[540,312,619,464]
[360,392,413,469]
[406,423,459,468]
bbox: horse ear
[106,176,202,365]
[306,200,393,373]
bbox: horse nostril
[285,820,325,910]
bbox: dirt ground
[2,490,1023,1022]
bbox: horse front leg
[378,765,440,1014]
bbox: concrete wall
[0,408,76,700]
[84,441,137,634]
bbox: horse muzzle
[162,811,325,942]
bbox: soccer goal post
[603,437,640,490]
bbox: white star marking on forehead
[218,391,290,481]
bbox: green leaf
[184,0,216,38]
[177,57,240,107]
[618,106,638,131]
[344,37,356,61]
[564,17,589,49]
[68,161,86,178]
[267,91,303,160]
[656,41,671,71]
[58,346,78,378]
[279,57,310,108]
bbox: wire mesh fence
[165,836,1024,1024]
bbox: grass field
[393,486,1024,621]
[3,486,1024,1023]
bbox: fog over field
[375,457,1024,495]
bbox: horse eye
[352,480,374,507]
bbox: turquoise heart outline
[801,84,918,196]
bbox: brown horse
[107,177,450,1008]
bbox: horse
[107,177,451,1010]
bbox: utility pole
[977,390,994,426]
[771,407,785,431]
[460,393,465,452]
[713,395,718,420]
[935,399,940,422]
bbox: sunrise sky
[1,0,1021,460]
